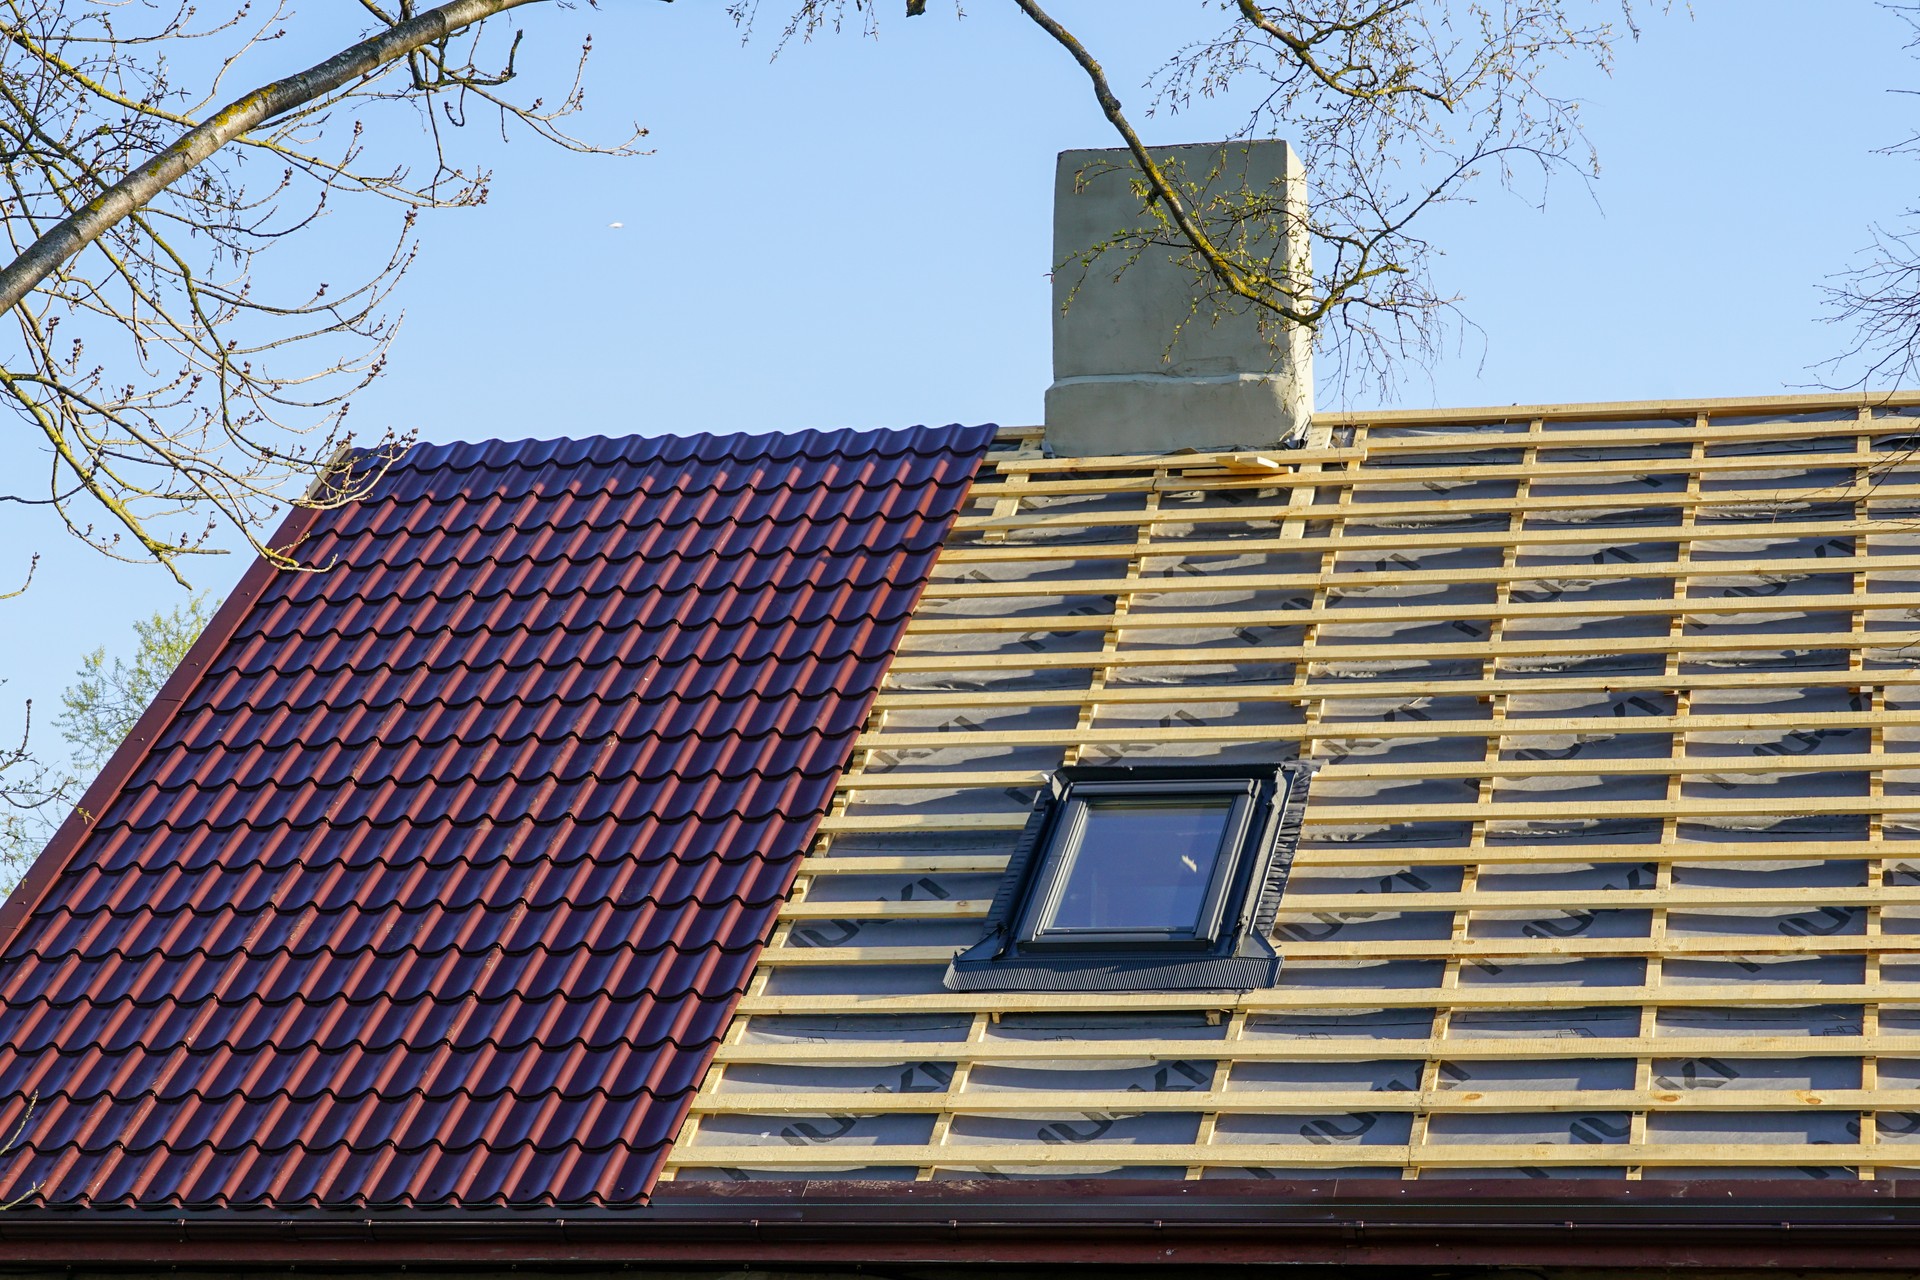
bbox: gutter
[8,1179,1920,1268]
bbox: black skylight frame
[945,761,1314,993]
[1015,778,1254,948]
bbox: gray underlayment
[1045,139,1313,456]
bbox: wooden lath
[885,629,1920,671]
[747,935,1920,964]
[705,1034,1905,1067]
[658,1141,1919,1172]
[668,396,1920,1183]
[690,1088,1920,1116]
[730,981,1920,1015]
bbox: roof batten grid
[669,394,1920,1183]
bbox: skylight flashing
[945,762,1314,993]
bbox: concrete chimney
[1044,140,1312,457]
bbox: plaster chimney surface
[1044,140,1312,457]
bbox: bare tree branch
[758,1,1645,400]
[1012,0,1321,330]
[1015,0,1643,400]
[0,0,546,316]
[1822,4,1920,392]
[0,0,643,577]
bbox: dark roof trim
[12,1180,1920,1268]
[0,499,321,950]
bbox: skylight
[946,763,1311,993]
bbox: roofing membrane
[669,399,1920,1183]
[0,423,996,1209]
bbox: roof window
[945,762,1313,992]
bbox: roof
[668,392,1920,1184]
[22,390,1920,1266]
[0,423,997,1210]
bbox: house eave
[10,1179,1920,1269]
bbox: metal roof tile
[0,423,994,1209]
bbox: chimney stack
[1044,140,1312,457]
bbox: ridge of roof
[1312,387,1920,424]
[394,423,976,472]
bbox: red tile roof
[0,424,995,1210]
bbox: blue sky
[5,0,1920,778]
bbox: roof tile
[0,423,994,1209]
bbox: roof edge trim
[11,1179,1920,1267]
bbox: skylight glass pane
[1050,801,1232,933]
